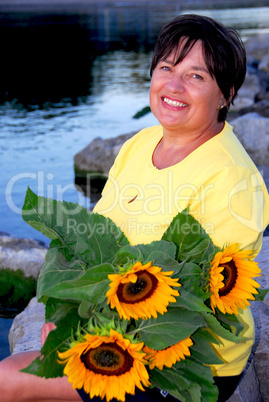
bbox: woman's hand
[41,322,56,346]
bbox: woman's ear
[218,87,235,109]
[218,96,226,110]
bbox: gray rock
[0,234,47,279]
[244,33,269,61]
[230,113,269,166]
[258,165,269,191]
[74,132,135,176]
[228,236,269,401]
[8,297,45,355]
[259,54,269,74]
[231,72,261,111]
[251,238,269,402]
[228,361,262,402]
[238,99,269,119]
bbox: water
[0,318,13,360]
[1,2,269,359]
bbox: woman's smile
[162,97,188,108]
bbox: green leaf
[178,262,210,300]
[43,263,114,303]
[161,209,215,262]
[172,288,212,312]
[178,262,203,287]
[21,299,87,378]
[215,310,244,336]
[78,300,94,318]
[37,247,85,301]
[254,288,269,302]
[150,366,194,402]
[174,358,218,402]
[200,312,243,343]
[191,328,223,365]
[132,105,151,119]
[147,250,182,273]
[151,358,218,402]
[136,308,205,349]
[45,298,80,325]
[113,245,143,269]
[22,187,128,266]
[136,241,177,261]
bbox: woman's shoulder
[116,125,162,158]
[191,121,268,192]
[207,121,259,171]
[124,125,162,146]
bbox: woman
[0,14,268,402]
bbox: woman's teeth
[163,97,188,107]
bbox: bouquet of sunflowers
[21,188,267,402]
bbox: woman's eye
[191,73,203,80]
[161,65,171,71]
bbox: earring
[219,104,224,110]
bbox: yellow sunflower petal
[144,337,193,370]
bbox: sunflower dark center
[128,277,146,295]
[219,260,238,297]
[117,270,158,304]
[81,342,134,376]
[94,349,119,367]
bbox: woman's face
[150,40,224,137]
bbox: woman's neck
[152,121,224,169]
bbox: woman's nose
[166,75,185,93]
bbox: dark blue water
[0,319,13,360]
[1,2,269,360]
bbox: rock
[259,54,269,74]
[244,33,269,61]
[231,72,261,111]
[225,236,269,402]
[230,113,269,166]
[258,165,269,191]
[74,132,135,176]
[228,361,262,402]
[251,239,269,402]
[238,99,269,119]
[8,297,45,355]
[0,234,47,279]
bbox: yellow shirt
[94,121,269,376]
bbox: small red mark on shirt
[128,194,138,203]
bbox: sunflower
[143,337,193,370]
[106,261,181,320]
[209,244,261,315]
[58,328,150,402]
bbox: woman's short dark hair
[150,14,246,121]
